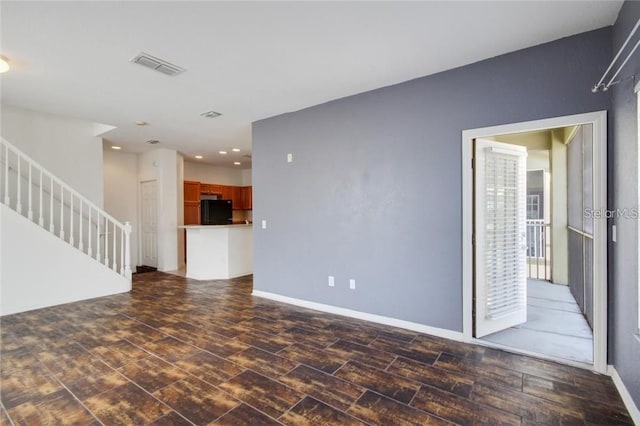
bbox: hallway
[483,280,593,364]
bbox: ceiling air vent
[200,110,222,119]
[131,52,185,77]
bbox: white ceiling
[0,1,622,169]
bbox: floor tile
[278,326,339,348]
[0,272,630,425]
[212,404,282,425]
[147,410,193,426]
[334,361,420,404]
[279,396,365,425]
[6,389,95,426]
[387,356,474,398]
[348,390,451,426]
[434,352,523,389]
[411,384,521,425]
[279,365,364,411]
[369,335,440,365]
[234,330,294,353]
[84,382,171,425]
[174,351,244,385]
[470,379,586,424]
[326,339,395,370]
[228,346,298,379]
[219,370,303,418]
[60,359,129,401]
[142,336,201,363]
[154,376,239,425]
[277,343,346,374]
[119,355,187,393]
[0,365,63,409]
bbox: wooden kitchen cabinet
[241,186,252,210]
[184,181,201,202]
[231,186,243,210]
[184,201,200,225]
[200,183,224,195]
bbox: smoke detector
[131,52,185,77]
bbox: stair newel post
[59,185,65,241]
[112,220,117,271]
[38,169,44,227]
[70,193,75,247]
[27,161,33,221]
[88,206,93,257]
[3,143,9,205]
[124,221,132,279]
[79,199,84,252]
[49,178,54,233]
[16,156,22,215]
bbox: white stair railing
[0,137,132,280]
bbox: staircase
[0,137,132,316]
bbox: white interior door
[475,139,528,337]
[140,180,158,268]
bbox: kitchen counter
[180,224,252,280]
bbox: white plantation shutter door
[475,139,527,338]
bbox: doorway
[462,111,607,373]
[140,180,158,268]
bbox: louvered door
[475,139,527,338]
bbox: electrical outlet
[349,279,356,290]
[328,276,335,287]
[261,220,267,229]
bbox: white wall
[0,204,130,316]
[1,104,105,207]
[242,169,252,186]
[138,149,180,271]
[184,161,244,186]
[104,148,139,268]
[177,154,185,269]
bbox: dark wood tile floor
[0,272,632,425]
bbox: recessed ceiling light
[0,56,10,73]
[146,139,159,145]
[232,148,241,152]
[201,110,222,119]
[219,151,227,155]
[234,162,241,166]
[135,121,147,126]
[111,146,122,150]
[195,155,203,159]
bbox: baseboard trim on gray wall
[252,290,465,342]
[608,365,640,425]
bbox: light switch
[261,220,267,229]
[349,279,356,290]
[612,224,617,242]
[287,153,293,163]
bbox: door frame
[139,179,159,268]
[461,111,608,373]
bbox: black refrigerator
[200,200,233,225]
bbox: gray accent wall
[611,0,640,408]
[253,28,611,332]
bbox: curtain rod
[592,17,640,93]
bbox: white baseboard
[608,365,640,425]
[251,290,464,342]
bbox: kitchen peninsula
[180,224,252,280]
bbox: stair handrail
[0,137,132,279]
